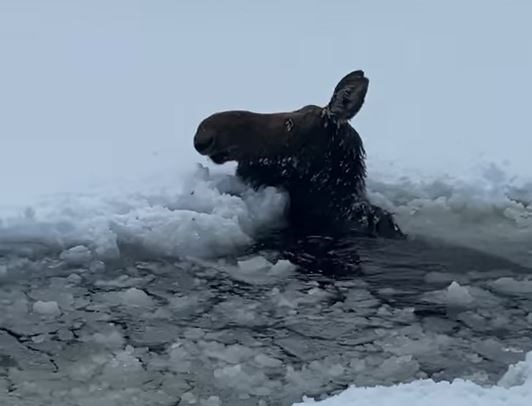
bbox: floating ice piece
[237,256,273,272]
[491,277,532,295]
[66,273,82,284]
[424,281,500,308]
[32,300,60,316]
[226,256,296,285]
[270,259,297,275]
[119,288,154,307]
[213,364,272,396]
[181,392,197,404]
[83,330,125,348]
[200,396,222,406]
[59,245,93,266]
[445,281,474,305]
[200,342,255,364]
[254,353,283,368]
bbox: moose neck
[236,123,367,230]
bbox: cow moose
[194,70,402,238]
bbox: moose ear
[324,70,369,124]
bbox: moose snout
[194,130,216,154]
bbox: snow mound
[0,165,287,261]
[368,161,532,267]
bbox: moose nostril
[194,134,215,153]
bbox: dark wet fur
[236,120,402,237]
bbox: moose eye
[284,118,294,132]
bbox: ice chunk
[168,342,193,373]
[444,281,474,305]
[32,300,60,316]
[183,327,205,340]
[476,339,525,365]
[491,277,532,295]
[225,257,296,285]
[213,364,272,396]
[83,330,125,348]
[269,259,297,275]
[181,392,198,404]
[59,245,93,266]
[498,351,532,387]
[31,334,49,343]
[424,281,501,308]
[238,256,273,272]
[120,288,154,307]
[375,355,420,381]
[200,342,255,364]
[254,353,283,368]
[66,273,82,284]
[200,396,222,406]
[270,285,331,309]
[98,346,146,388]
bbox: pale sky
[1,0,531,201]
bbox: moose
[193,70,402,238]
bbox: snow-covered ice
[0,166,288,261]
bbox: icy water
[1,167,532,405]
[1,232,531,406]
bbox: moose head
[193,71,402,237]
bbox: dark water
[1,231,531,406]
